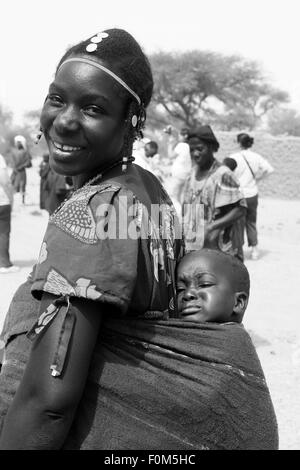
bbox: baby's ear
[232,291,249,323]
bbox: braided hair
[57,28,153,159]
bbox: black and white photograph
[0,0,299,451]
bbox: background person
[10,136,32,205]
[0,153,19,274]
[165,126,192,214]
[39,153,51,211]
[182,126,246,260]
[230,133,274,260]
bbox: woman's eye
[47,94,63,106]
[84,105,104,116]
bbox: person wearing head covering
[10,135,32,205]
[229,133,274,260]
[182,125,246,260]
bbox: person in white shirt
[0,154,19,273]
[165,127,192,214]
[132,137,151,172]
[134,140,165,184]
[230,133,274,260]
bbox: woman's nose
[54,106,80,134]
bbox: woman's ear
[232,291,249,323]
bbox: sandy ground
[0,165,299,450]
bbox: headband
[57,57,141,105]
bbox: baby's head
[176,249,250,323]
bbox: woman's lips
[50,139,87,160]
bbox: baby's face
[177,252,237,323]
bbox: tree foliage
[267,107,300,136]
[149,50,289,131]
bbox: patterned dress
[29,163,183,376]
[182,160,246,258]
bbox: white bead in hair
[131,115,138,128]
[86,43,97,52]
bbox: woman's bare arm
[0,292,103,449]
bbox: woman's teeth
[53,141,83,152]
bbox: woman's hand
[204,223,220,248]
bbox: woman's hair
[57,28,154,159]
[237,133,254,149]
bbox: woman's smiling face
[40,59,128,177]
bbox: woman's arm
[0,292,103,450]
[205,204,246,244]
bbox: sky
[1,0,300,123]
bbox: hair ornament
[57,58,141,105]
[122,156,128,172]
[86,31,109,52]
[131,115,138,128]
[86,43,97,52]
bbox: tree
[267,107,300,136]
[149,51,289,131]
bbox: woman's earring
[35,128,43,145]
[122,155,128,172]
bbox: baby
[176,248,249,323]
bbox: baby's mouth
[181,304,202,315]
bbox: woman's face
[40,59,128,177]
[189,138,214,169]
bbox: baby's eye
[176,285,185,292]
[198,282,214,288]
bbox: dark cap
[188,125,220,151]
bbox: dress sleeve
[214,167,246,210]
[31,184,140,315]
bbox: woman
[182,126,246,261]
[0,28,182,449]
[230,133,274,260]
[0,31,278,450]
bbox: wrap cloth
[64,318,279,450]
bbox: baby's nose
[183,288,198,301]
